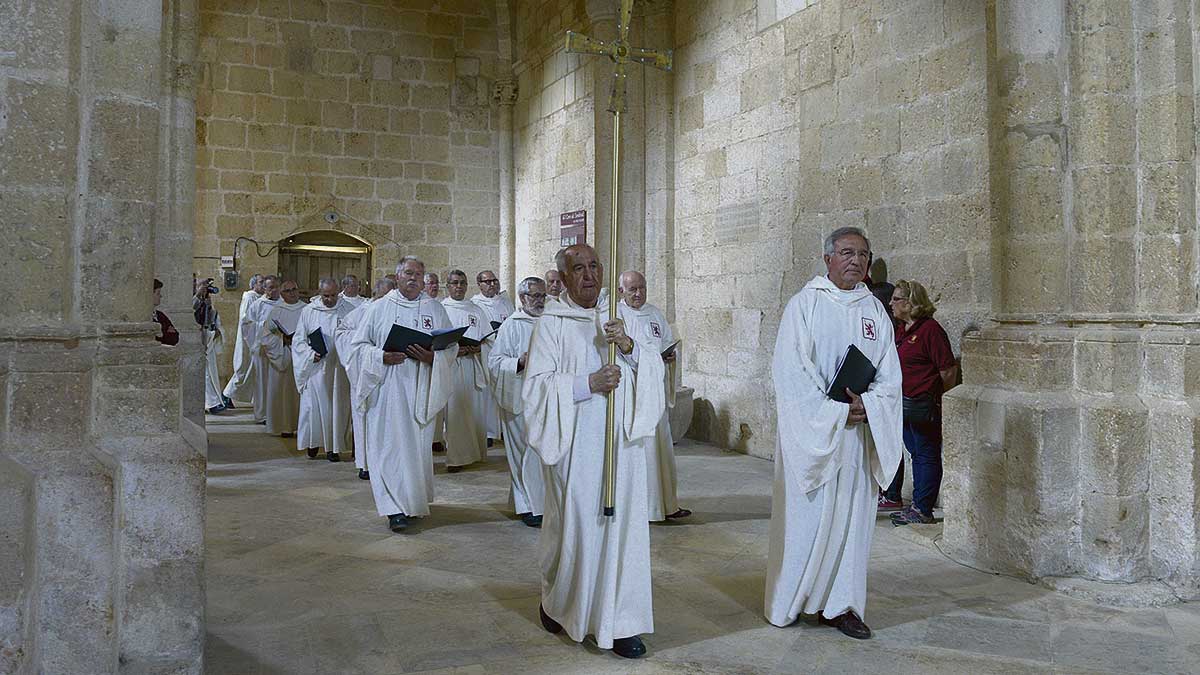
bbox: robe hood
[544,291,609,321]
[471,291,510,305]
[309,296,347,312]
[507,308,537,323]
[805,275,874,306]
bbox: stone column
[640,0,675,316]
[495,78,519,292]
[0,0,205,670]
[944,0,1200,603]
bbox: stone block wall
[673,0,990,456]
[943,0,1200,599]
[194,0,503,378]
[0,0,205,670]
[513,0,596,280]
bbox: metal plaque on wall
[560,210,587,247]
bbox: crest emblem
[650,322,661,338]
[862,317,877,341]
[468,315,477,327]
[421,315,433,330]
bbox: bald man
[618,271,690,522]
[544,269,564,299]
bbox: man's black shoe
[818,611,872,639]
[446,465,462,473]
[388,513,408,532]
[487,438,494,448]
[358,469,370,480]
[538,604,562,634]
[205,405,225,415]
[612,635,646,659]
[222,396,234,409]
[327,452,340,463]
[522,513,543,528]
[306,447,319,459]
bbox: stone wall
[673,0,990,456]
[0,0,205,670]
[943,0,1200,600]
[194,0,503,379]
[513,0,596,280]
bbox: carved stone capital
[492,79,518,106]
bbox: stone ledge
[1040,575,1188,607]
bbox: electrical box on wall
[223,270,239,290]
[220,256,235,269]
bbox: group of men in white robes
[205,224,901,659]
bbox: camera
[200,278,219,295]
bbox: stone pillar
[640,0,676,317]
[0,0,205,670]
[944,0,1200,602]
[495,78,519,292]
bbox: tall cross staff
[566,0,672,517]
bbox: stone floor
[205,407,1200,674]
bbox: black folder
[307,328,327,357]
[383,324,468,353]
[272,319,294,338]
[661,340,681,358]
[490,320,503,331]
[459,328,500,349]
[826,344,876,403]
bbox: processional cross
[566,0,673,517]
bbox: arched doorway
[278,230,372,298]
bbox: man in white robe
[440,269,489,472]
[244,276,281,424]
[337,277,395,481]
[764,227,903,640]
[471,269,514,443]
[618,271,690,522]
[351,257,456,532]
[339,274,366,309]
[487,276,548,528]
[544,269,564,299]
[259,279,307,437]
[293,278,355,462]
[426,273,447,451]
[222,274,262,406]
[522,244,665,659]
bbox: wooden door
[279,251,370,298]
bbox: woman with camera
[887,280,957,526]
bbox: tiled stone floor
[205,407,1200,673]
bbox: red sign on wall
[560,210,587,247]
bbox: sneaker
[891,505,934,526]
[877,494,904,511]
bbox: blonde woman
[887,280,957,526]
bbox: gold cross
[564,0,672,518]
[565,0,673,114]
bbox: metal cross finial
[565,0,673,114]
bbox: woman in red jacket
[888,280,957,526]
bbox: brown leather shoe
[818,611,872,639]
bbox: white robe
[245,297,279,423]
[471,292,515,439]
[223,289,262,402]
[440,297,490,468]
[619,300,680,521]
[522,293,665,649]
[764,275,903,626]
[204,312,225,409]
[259,300,306,435]
[351,291,456,517]
[292,298,355,455]
[336,299,374,470]
[340,292,367,309]
[486,308,545,516]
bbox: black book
[272,319,294,338]
[661,339,681,358]
[383,324,468,353]
[459,327,500,349]
[308,328,327,357]
[826,344,876,403]
[490,320,503,331]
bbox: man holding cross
[522,244,665,658]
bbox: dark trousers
[883,419,943,513]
